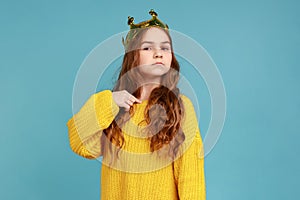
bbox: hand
[112,90,142,111]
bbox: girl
[67,9,206,200]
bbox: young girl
[67,9,206,200]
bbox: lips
[153,62,164,65]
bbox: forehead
[141,27,170,44]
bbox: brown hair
[102,27,185,163]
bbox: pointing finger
[132,96,142,104]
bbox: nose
[153,49,163,58]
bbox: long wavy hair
[101,27,185,162]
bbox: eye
[162,47,170,51]
[141,46,152,51]
[161,46,171,51]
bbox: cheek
[139,52,149,64]
[166,54,172,65]
[138,54,144,65]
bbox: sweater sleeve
[173,96,206,199]
[66,90,119,159]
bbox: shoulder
[95,89,113,97]
[178,94,202,144]
[179,94,199,129]
[179,94,198,113]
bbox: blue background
[1,0,299,199]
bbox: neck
[139,83,160,101]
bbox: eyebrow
[140,41,171,45]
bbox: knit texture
[67,90,206,200]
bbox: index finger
[130,95,142,104]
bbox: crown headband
[122,9,169,51]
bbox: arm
[66,90,119,159]
[173,128,206,199]
[173,96,206,199]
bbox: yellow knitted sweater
[67,90,206,200]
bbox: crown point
[127,16,134,25]
[149,9,157,17]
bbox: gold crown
[122,9,169,51]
